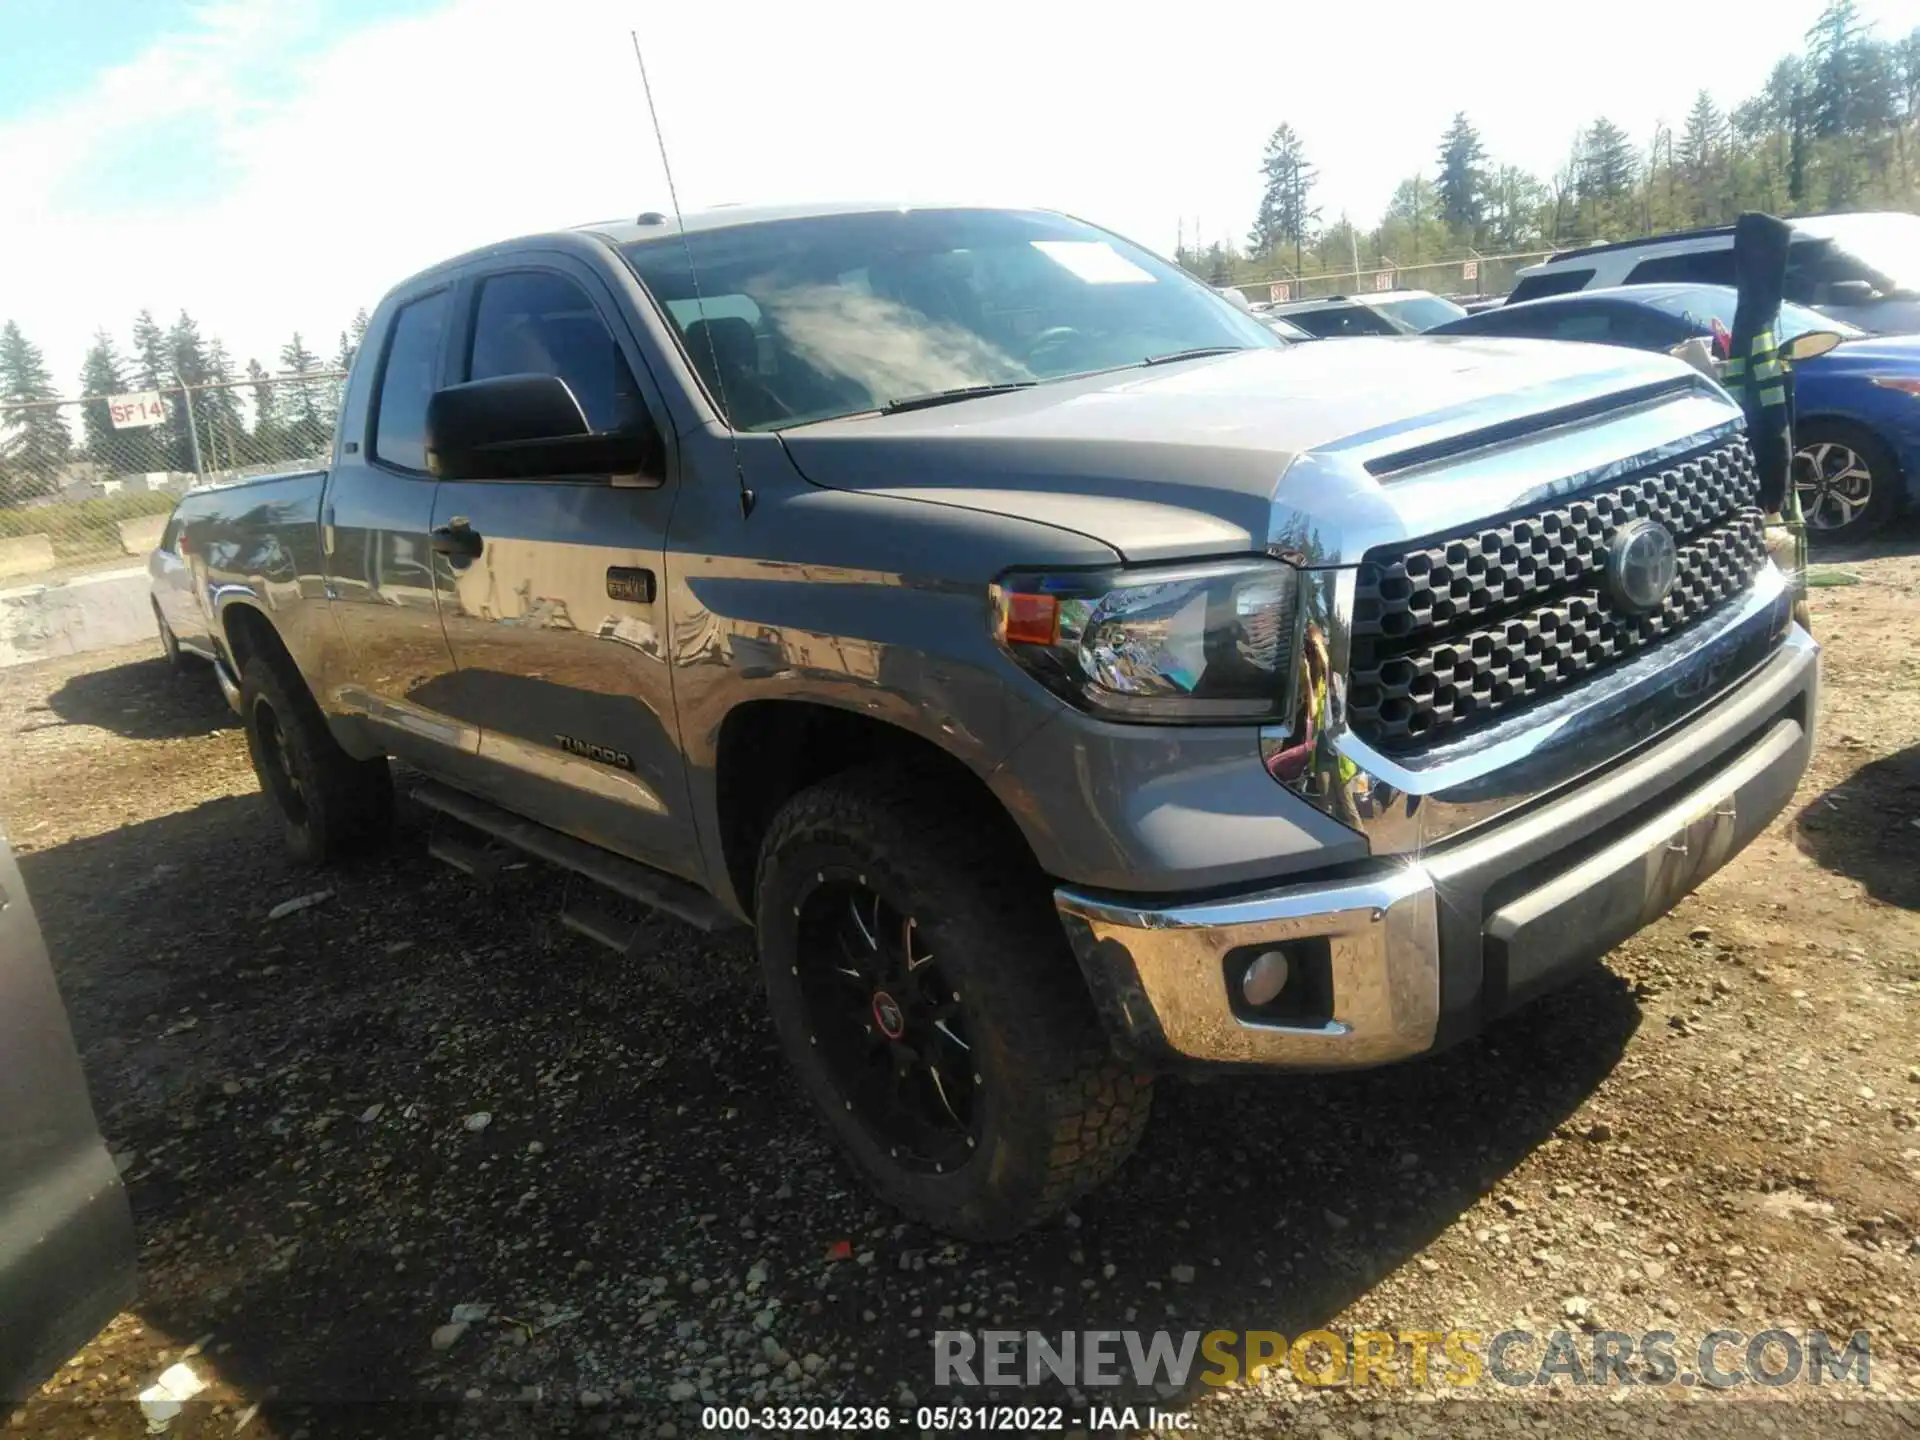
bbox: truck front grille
[1347,436,1767,753]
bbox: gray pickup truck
[157,202,1817,1238]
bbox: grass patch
[0,490,178,561]
[1805,568,1864,588]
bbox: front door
[428,261,698,878]
[0,828,135,1403]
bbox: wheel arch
[711,698,1041,920]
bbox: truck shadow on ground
[41,656,236,742]
[22,793,1640,1430]
[1791,739,1920,910]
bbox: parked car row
[1429,283,1920,540]
[1508,211,1920,336]
[1215,210,1917,540]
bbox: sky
[2,0,1914,395]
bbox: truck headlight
[992,558,1302,722]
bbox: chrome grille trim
[1347,436,1765,752]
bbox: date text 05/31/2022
[699,1404,1193,1432]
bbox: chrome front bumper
[1056,622,1818,1070]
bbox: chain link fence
[1231,248,1556,307]
[0,371,345,583]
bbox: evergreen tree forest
[1184,3,1920,289]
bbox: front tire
[240,654,392,865]
[755,766,1153,1240]
[1794,422,1900,543]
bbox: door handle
[430,517,482,559]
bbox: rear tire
[1794,421,1900,544]
[239,654,392,865]
[154,601,185,673]
[755,766,1153,1240]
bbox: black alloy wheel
[792,872,978,1174]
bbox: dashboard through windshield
[620,208,1279,430]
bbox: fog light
[1240,950,1291,1008]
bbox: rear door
[426,258,699,876]
[0,829,135,1403]
[321,285,471,762]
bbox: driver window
[468,271,644,432]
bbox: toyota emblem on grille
[1606,519,1679,614]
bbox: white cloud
[2,0,1905,393]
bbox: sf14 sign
[108,391,168,429]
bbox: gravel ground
[5,546,1919,1439]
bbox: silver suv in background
[1507,211,1920,335]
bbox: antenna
[630,30,754,519]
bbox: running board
[412,781,742,935]
[559,899,649,958]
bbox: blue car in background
[1430,283,1920,543]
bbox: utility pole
[177,377,205,478]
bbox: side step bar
[412,781,743,935]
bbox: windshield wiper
[1142,345,1250,366]
[881,381,1036,414]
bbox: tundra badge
[555,735,636,771]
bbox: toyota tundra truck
[155,202,1818,1239]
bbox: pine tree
[128,309,186,471]
[78,331,129,463]
[0,321,72,502]
[349,307,371,347]
[1577,118,1638,235]
[75,329,163,475]
[247,358,282,463]
[130,309,169,391]
[279,332,330,458]
[1248,124,1318,264]
[1678,91,1727,222]
[1806,0,1871,139]
[1435,112,1487,238]
[166,310,214,474]
[202,339,245,471]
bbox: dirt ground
[5,542,1919,1439]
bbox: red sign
[107,391,167,429]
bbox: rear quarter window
[1623,251,1738,286]
[1506,269,1595,304]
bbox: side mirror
[1785,330,1844,363]
[425,373,665,483]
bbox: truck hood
[779,338,1735,563]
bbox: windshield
[1371,295,1468,332]
[1642,287,1867,342]
[620,208,1279,430]
[1791,213,1920,295]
